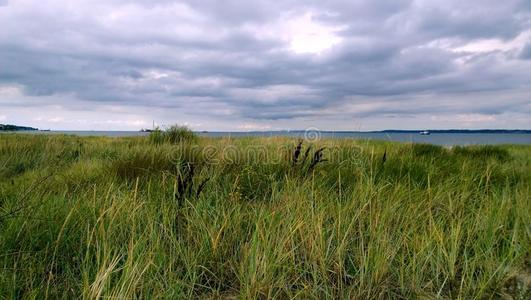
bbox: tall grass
[0,134,529,299]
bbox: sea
[6,130,531,146]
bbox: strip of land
[0,124,38,131]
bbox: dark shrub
[453,145,510,161]
[411,143,446,157]
[165,125,197,144]
[149,125,197,144]
[113,150,176,180]
[148,128,165,144]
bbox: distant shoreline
[203,129,531,134]
[1,122,530,135]
[0,124,38,131]
[2,128,530,134]
[374,129,531,134]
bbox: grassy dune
[0,133,529,299]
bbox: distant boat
[419,130,430,135]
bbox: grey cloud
[520,43,531,59]
[413,3,524,40]
[0,0,530,129]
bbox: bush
[165,125,197,143]
[453,145,510,161]
[411,143,446,157]
[148,127,165,144]
[149,125,197,144]
[112,149,177,180]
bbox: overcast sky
[1,0,530,131]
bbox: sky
[1,0,530,131]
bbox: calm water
[6,131,531,146]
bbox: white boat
[419,130,430,135]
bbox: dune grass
[0,133,529,299]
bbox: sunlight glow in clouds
[286,13,343,54]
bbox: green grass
[0,134,529,299]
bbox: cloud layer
[1,0,530,130]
